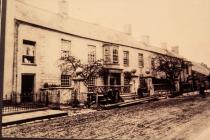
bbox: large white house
[3,0,202,104]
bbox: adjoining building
[3,0,204,105]
[192,62,210,80]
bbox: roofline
[15,19,186,60]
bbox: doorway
[110,73,121,85]
[21,74,35,102]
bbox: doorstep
[101,96,157,109]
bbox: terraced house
[4,0,205,106]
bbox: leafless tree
[152,54,189,84]
[59,55,106,86]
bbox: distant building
[192,62,210,80]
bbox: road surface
[3,92,210,139]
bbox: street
[3,92,210,140]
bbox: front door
[21,74,34,102]
[110,73,121,85]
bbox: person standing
[199,81,206,98]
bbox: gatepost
[147,78,154,96]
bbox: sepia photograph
[1,0,210,139]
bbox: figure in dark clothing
[114,89,124,102]
[199,82,206,98]
[137,87,144,98]
[208,74,210,83]
[107,89,122,103]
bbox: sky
[18,0,210,66]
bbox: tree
[124,69,137,84]
[59,55,105,86]
[152,54,189,84]
[59,56,108,107]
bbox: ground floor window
[87,77,96,92]
[124,78,130,85]
[87,77,96,86]
[61,75,71,87]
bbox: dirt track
[3,92,210,139]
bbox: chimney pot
[141,35,150,45]
[123,24,132,35]
[160,42,167,51]
[58,0,69,18]
[171,46,179,54]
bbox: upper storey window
[88,45,96,63]
[113,47,119,64]
[103,44,119,64]
[61,39,71,60]
[123,51,129,67]
[104,46,111,63]
[22,40,36,64]
[138,53,144,67]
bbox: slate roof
[192,62,210,76]
[14,1,170,56]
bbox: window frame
[61,75,71,87]
[138,53,144,68]
[88,45,96,63]
[87,77,96,86]
[87,77,96,92]
[123,51,129,67]
[124,78,130,85]
[22,39,36,65]
[104,46,111,63]
[112,47,119,64]
[61,39,71,60]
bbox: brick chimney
[141,35,150,45]
[58,0,69,18]
[123,24,132,35]
[171,46,179,54]
[160,42,167,51]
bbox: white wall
[5,0,190,100]
[3,0,15,98]
[16,23,105,94]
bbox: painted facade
[4,0,200,104]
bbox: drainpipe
[0,0,7,132]
[12,21,19,97]
[0,0,7,94]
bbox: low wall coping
[40,87,74,90]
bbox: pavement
[2,109,68,126]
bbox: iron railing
[86,85,130,106]
[87,85,130,95]
[3,93,48,114]
[153,83,174,91]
